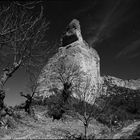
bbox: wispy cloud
[128,52,140,59]
[86,0,132,47]
[90,1,121,45]
[116,39,140,59]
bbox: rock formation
[36,19,140,103]
[102,76,140,90]
[36,19,100,103]
[113,121,140,139]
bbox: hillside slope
[0,105,111,139]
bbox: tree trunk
[84,123,87,139]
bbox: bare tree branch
[0,1,50,117]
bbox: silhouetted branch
[0,1,49,119]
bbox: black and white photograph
[0,0,140,139]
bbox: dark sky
[45,0,140,79]
[4,0,140,106]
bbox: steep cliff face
[36,19,100,102]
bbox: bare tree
[0,1,51,126]
[68,75,102,139]
[46,54,103,138]
[48,55,84,103]
[19,68,41,115]
[46,56,84,120]
[0,1,50,112]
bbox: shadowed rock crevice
[61,19,82,46]
[61,35,78,46]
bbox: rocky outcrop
[36,19,140,103]
[36,19,100,103]
[102,76,140,90]
[113,121,140,139]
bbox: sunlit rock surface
[113,121,140,139]
[36,19,140,103]
[36,19,100,103]
[102,75,140,90]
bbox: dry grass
[1,104,140,139]
[0,106,112,139]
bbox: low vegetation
[1,84,140,139]
[96,83,140,131]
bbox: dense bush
[32,96,45,106]
[45,91,66,120]
[96,85,140,129]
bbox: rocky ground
[113,121,140,139]
[0,106,111,139]
[0,105,140,139]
